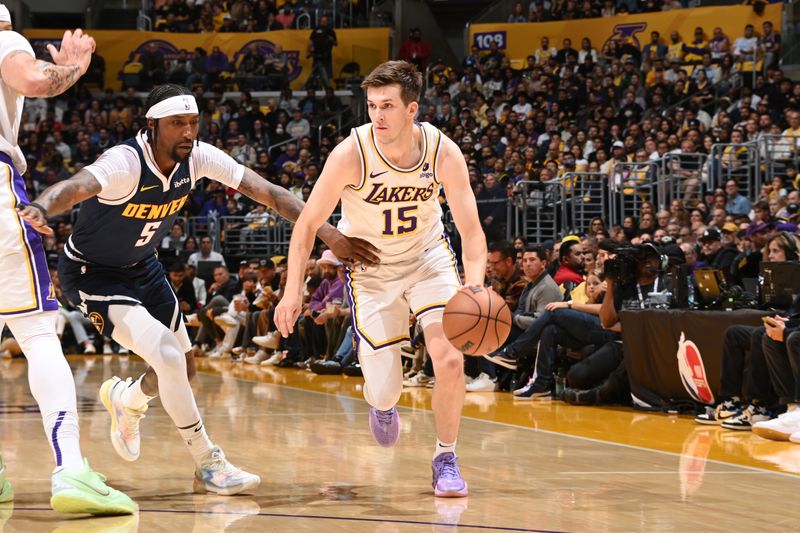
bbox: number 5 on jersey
[382,206,418,237]
[136,221,162,247]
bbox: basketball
[442,287,512,355]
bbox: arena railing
[708,140,761,199]
[558,172,610,236]
[511,180,566,243]
[609,160,661,224]
[660,152,708,209]
[217,216,294,257]
[758,134,800,185]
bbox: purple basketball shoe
[368,407,400,447]
[432,452,468,497]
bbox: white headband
[146,95,198,119]
[0,5,11,23]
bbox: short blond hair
[361,60,423,105]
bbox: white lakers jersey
[338,122,444,262]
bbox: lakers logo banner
[24,28,390,91]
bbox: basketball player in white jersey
[275,61,487,497]
[0,11,135,515]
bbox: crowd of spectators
[122,13,340,91]
[11,14,800,443]
[507,0,690,23]
[149,0,370,33]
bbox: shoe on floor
[404,371,434,387]
[99,377,147,462]
[311,359,343,375]
[194,447,261,496]
[431,452,468,497]
[51,459,137,515]
[562,387,600,406]
[721,403,772,431]
[753,405,800,441]
[244,350,268,365]
[695,397,742,425]
[514,380,552,401]
[465,373,497,392]
[261,351,284,366]
[369,407,400,447]
[512,377,534,396]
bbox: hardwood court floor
[1,355,799,532]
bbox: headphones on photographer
[641,242,670,271]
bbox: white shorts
[345,234,461,350]
[0,160,56,317]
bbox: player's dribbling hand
[17,204,54,236]
[275,295,301,337]
[48,29,96,76]
[330,235,381,268]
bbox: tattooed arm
[17,170,102,235]
[0,29,95,98]
[237,166,379,266]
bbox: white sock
[434,439,457,459]
[43,410,83,471]
[177,420,215,465]
[121,375,157,410]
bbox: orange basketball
[442,287,512,356]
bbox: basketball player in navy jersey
[275,61,486,497]
[19,84,379,497]
[0,12,135,514]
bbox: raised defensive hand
[47,29,96,76]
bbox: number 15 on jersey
[382,206,418,237]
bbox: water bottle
[555,367,567,400]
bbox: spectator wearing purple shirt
[303,250,343,364]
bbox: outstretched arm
[236,167,379,266]
[17,170,102,235]
[1,29,95,98]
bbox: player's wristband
[28,202,48,218]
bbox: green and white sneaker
[0,453,12,504]
[50,459,137,515]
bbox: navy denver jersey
[65,131,244,268]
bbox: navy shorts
[58,253,181,338]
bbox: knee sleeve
[109,305,201,427]
[359,344,403,411]
[109,305,186,378]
